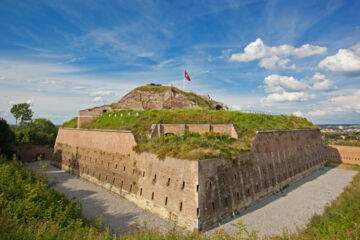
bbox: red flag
[184,70,191,81]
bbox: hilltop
[111,84,228,110]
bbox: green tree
[17,118,58,146]
[0,118,16,158]
[10,103,33,127]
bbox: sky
[0,0,360,125]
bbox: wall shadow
[28,161,172,235]
[209,165,337,230]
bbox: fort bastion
[52,84,327,231]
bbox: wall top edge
[60,127,133,133]
[328,145,360,149]
[255,128,319,134]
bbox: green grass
[78,109,316,160]
[0,157,112,239]
[134,131,250,160]
[62,117,77,128]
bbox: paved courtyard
[28,161,357,238]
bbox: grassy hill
[63,109,317,160]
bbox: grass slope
[77,109,316,160]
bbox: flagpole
[183,70,186,91]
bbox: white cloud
[89,90,113,96]
[292,111,304,117]
[263,74,309,93]
[307,90,360,117]
[92,96,104,102]
[26,99,34,105]
[259,56,295,70]
[261,91,315,104]
[319,42,360,76]
[308,110,327,117]
[0,76,4,80]
[310,73,337,91]
[230,38,326,69]
[330,90,360,113]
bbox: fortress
[52,85,327,231]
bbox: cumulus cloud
[319,42,360,76]
[261,74,318,105]
[230,38,326,69]
[259,56,295,70]
[308,90,360,117]
[263,74,309,93]
[261,92,315,104]
[309,73,337,91]
[292,111,304,117]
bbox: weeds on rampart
[76,109,316,160]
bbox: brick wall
[325,145,360,165]
[77,105,112,128]
[16,144,53,162]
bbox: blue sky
[0,0,360,125]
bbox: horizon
[0,1,360,125]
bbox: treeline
[0,103,58,158]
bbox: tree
[10,103,33,128]
[16,118,58,146]
[0,118,16,158]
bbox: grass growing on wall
[79,109,316,160]
[134,131,250,160]
[62,117,77,128]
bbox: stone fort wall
[53,128,199,230]
[325,145,360,165]
[198,129,326,229]
[52,128,326,231]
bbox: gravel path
[28,161,357,238]
[27,161,173,234]
[208,167,357,238]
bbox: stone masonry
[148,124,239,139]
[52,127,326,231]
[325,145,360,165]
